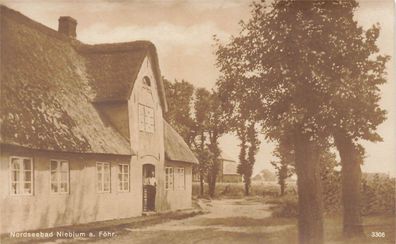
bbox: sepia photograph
[0,0,395,243]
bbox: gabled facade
[0,5,198,233]
[217,152,242,183]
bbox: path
[82,198,296,244]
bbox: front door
[142,164,156,212]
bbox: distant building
[0,5,198,234]
[217,152,242,183]
[252,169,277,182]
[193,152,242,183]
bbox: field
[193,181,293,199]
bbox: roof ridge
[0,5,156,53]
[75,40,155,54]
[0,4,71,42]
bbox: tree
[215,0,389,241]
[319,147,341,214]
[315,1,389,235]
[196,89,227,197]
[236,122,260,195]
[271,137,295,196]
[193,88,212,196]
[163,78,196,146]
[216,1,329,242]
[164,78,207,195]
[164,79,228,197]
[215,42,262,196]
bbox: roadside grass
[194,182,395,243]
[323,215,395,244]
[246,215,395,244]
[190,216,296,227]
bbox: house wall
[0,145,141,234]
[128,55,167,212]
[217,160,242,183]
[164,161,193,210]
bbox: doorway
[142,164,156,212]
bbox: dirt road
[83,198,296,244]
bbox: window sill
[50,192,70,195]
[9,193,34,196]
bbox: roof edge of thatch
[1,143,133,157]
[164,120,198,164]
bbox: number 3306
[371,232,385,238]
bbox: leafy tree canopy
[215,0,389,144]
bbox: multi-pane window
[10,157,33,195]
[165,167,174,190]
[97,162,111,193]
[138,104,155,133]
[118,164,130,192]
[175,167,185,190]
[50,160,69,193]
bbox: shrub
[321,172,395,216]
[192,182,280,198]
[361,174,395,216]
[271,195,298,218]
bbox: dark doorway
[142,164,156,212]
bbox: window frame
[165,167,174,190]
[96,162,111,193]
[50,159,70,194]
[142,76,152,88]
[9,156,34,196]
[118,163,130,192]
[138,103,155,133]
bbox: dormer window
[143,76,151,87]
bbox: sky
[2,0,395,176]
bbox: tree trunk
[280,180,285,196]
[334,132,364,237]
[244,176,250,196]
[199,173,204,196]
[294,132,324,244]
[207,173,217,197]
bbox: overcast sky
[3,0,395,176]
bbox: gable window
[50,160,69,194]
[175,167,185,190]
[97,162,111,193]
[143,76,151,87]
[138,104,155,133]
[10,157,33,195]
[165,167,174,190]
[118,164,130,192]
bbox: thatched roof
[164,121,198,164]
[77,42,167,108]
[0,5,166,155]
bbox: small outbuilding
[217,152,242,183]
